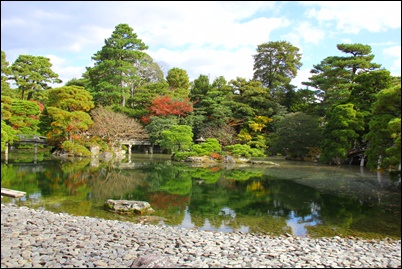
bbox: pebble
[1,203,401,268]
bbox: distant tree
[166,67,190,99]
[253,41,302,101]
[281,87,318,113]
[135,53,165,85]
[189,74,211,103]
[211,76,228,89]
[126,53,165,104]
[86,23,149,107]
[229,77,282,119]
[89,106,149,145]
[269,112,322,160]
[11,55,62,100]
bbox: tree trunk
[121,80,126,107]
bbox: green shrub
[62,141,92,157]
[249,148,265,157]
[193,138,222,156]
[173,151,197,161]
[84,137,109,152]
[225,144,265,158]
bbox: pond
[1,151,401,239]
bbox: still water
[1,152,401,239]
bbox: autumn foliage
[142,96,193,124]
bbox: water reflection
[286,211,320,237]
[1,154,400,239]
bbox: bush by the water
[224,144,265,158]
[62,141,92,157]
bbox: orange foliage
[147,96,193,117]
[209,152,221,160]
[30,100,45,112]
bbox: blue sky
[1,1,401,89]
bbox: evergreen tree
[86,23,148,107]
[1,51,14,97]
[253,41,302,101]
[320,103,364,165]
[365,85,401,170]
[11,55,62,100]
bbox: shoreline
[1,203,401,268]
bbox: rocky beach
[1,203,401,268]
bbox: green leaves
[161,125,194,153]
[253,41,302,101]
[1,120,17,150]
[47,86,94,112]
[365,85,401,170]
[270,112,322,160]
[11,55,62,100]
[5,99,41,135]
[320,103,364,164]
[87,23,149,107]
[44,86,95,146]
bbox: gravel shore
[1,203,401,268]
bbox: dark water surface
[1,152,401,239]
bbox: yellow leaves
[249,122,264,132]
[238,129,252,141]
[247,116,273,133]
[255,115,273,124]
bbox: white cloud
[303,1,401,34]
[383,45,401,75]
[295,22,325,44]
[46,55,86,86]
[292,68,313,90]
[149,47,255,82]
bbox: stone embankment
[1,203,401,268]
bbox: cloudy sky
[1,1,401,89]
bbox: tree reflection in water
[1,154,400,239]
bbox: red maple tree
[142,96,193,124]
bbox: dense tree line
[1,23,400,174]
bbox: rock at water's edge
[105,199,154,214]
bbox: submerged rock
[105,199,154,214]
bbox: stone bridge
[118,139,153,155]
[16,134,48,145]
